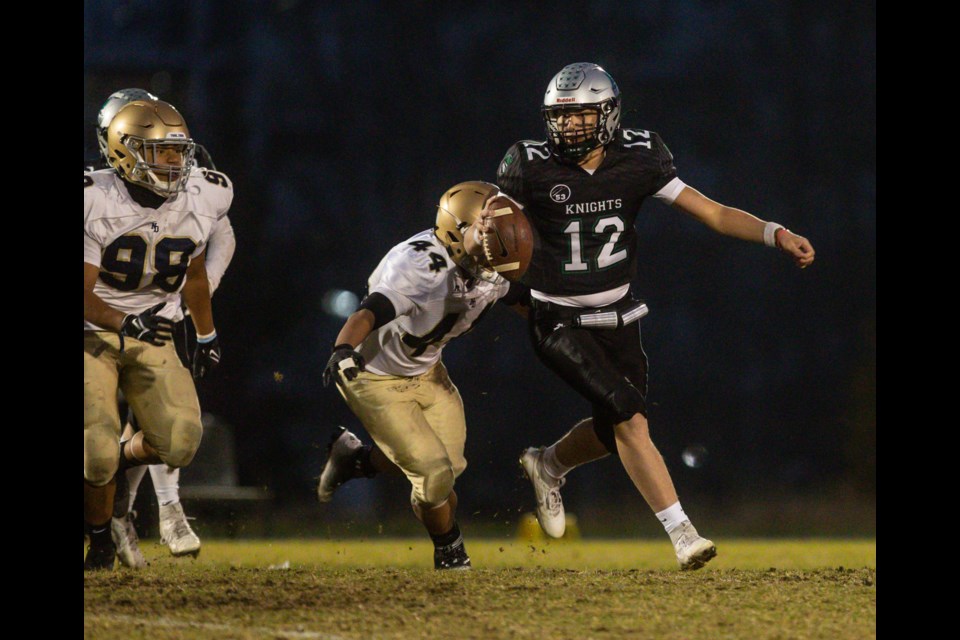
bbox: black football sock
[86,520,112,546]
[430,522,463,550]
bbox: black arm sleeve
[358,292,397,330]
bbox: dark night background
[84,1,875,536]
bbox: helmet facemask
[122,137,196,197]
[542,98,619,161]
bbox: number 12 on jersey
[562,215,628,272]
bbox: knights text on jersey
[360,229,511,377]
[83,168,234,330]
[497,129,677,296]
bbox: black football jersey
[497,129,677,295]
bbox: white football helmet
[96,88,159,163]
[542,63,621,161]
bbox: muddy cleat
[111,511,147,568]
[671,521,717,570]
[317,426,364,503]
[519,447,566,538]
[159,502,201,557]
[434,540,472,571]
[84,536,116,571]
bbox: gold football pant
[84,331,202,486]
[339,361,467,506]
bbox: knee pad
[162,417,203,468]
[418,461,455,507]
[607,379,647,423]
[84,445,119,487]
[593,381,647,455]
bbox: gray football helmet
[96,88,159,162]
[542,63,621,161]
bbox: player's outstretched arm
[672,186,815,269]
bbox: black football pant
[528,297,649,454]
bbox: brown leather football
[482,196,534,282]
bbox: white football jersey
[83,168,233,330]
[360,229,511,377]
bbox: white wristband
[196,330,218,344]
[763,222,785,248]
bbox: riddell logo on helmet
[556,97,576,103]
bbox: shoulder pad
[190,168,234,219]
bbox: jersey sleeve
[368,242,444,317]
[205,215,236,295]
[496,143,526,203]
[197,168,235,220]
[650,132,679,193]
[83,174,103,267]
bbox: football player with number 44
[83,98,232,570]
[322,181,528,570]
[494,63,815,570]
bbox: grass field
[84,538,876,639]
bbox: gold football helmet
[435,181,500,280]
[106,100,196,197]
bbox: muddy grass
[84,539,876,639]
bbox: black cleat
[84,537,117,571]
[434,540,472,571]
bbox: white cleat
[159,502,201,558]
[111,512,147,569]
[672,521,717,570]
[519,447,566,538]
[317,426,363,503]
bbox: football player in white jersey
[89,89,237,568]
[84,98,232,570]
[322,181,528,570]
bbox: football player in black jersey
[488,62,815,570]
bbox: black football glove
[120,303,175,346]
[192,335,221,380]
[323,344,365,387]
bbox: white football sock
[542,444,573,479]
[125,466,148,513]
[150,465,181,506]
[655,501,689,535]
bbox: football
[482,196,534,282]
